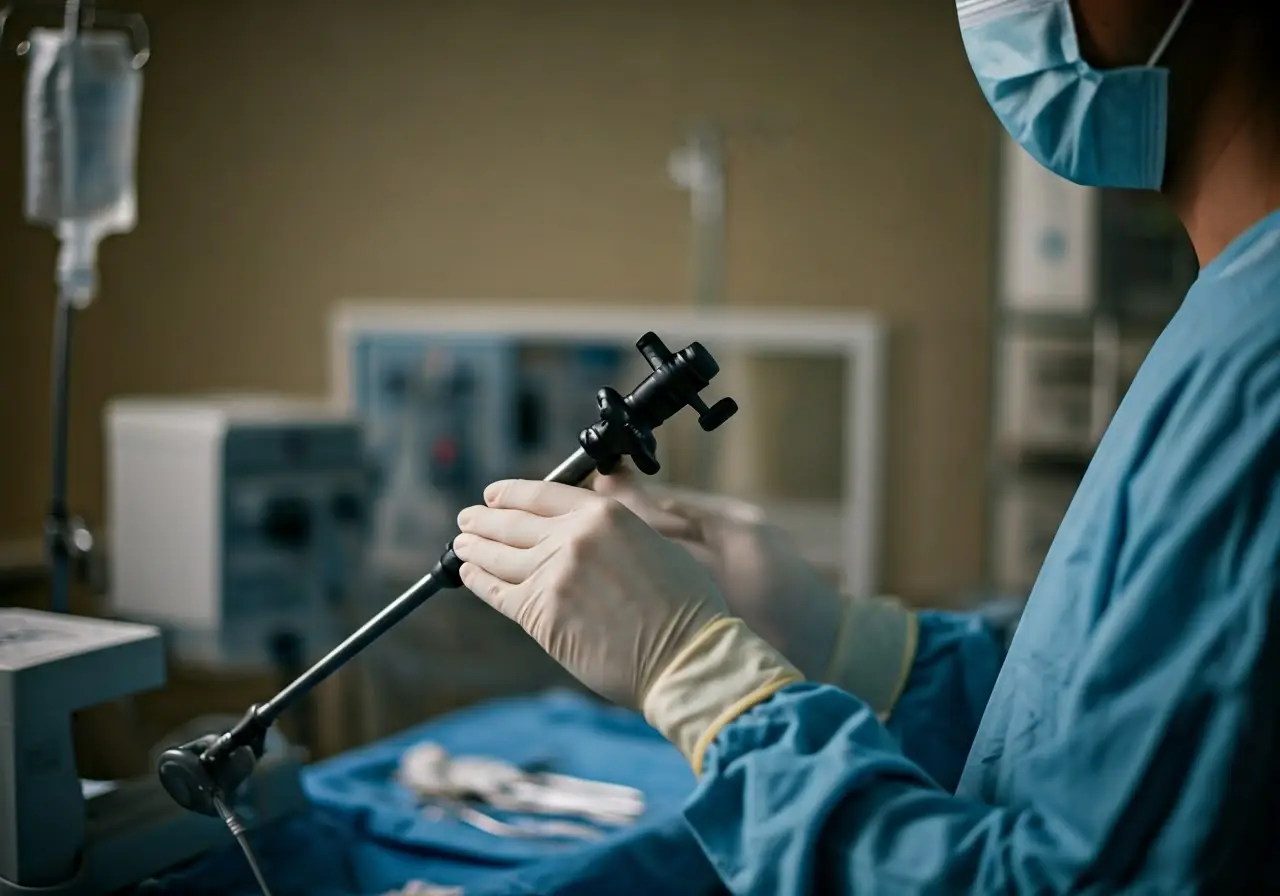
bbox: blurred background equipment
[0,5,317,892]
[0,607,311,894]
[0,608,163,891]
[347,334,630,577]
[332,304,887,595]
[988,135,1198,595]
[4,0,147,615]
[0,2,998,615]
[105,395,371,754]
[105,395,369,668]
[330,304,887,741]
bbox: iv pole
[3,0,149,612]
[46,277,83,614]
[46,0,95,614]
[670,123,728,491]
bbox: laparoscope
[156,332,738,892]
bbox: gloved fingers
[457,560,526,621]
[456,505,548,549]
[590,467,651,514]
[655,496,711,525]
[658,492,764,528]
[673,538,717,569]
[453,533,537,584]
[647,510,703,542]
[594,465,690,516]
[484,479,594,517]
[590,464,636,495]
[606,492,702,541]
[592,468,706,541]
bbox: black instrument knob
[681,343,720,383]
[698,397,738,432]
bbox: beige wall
[0,0,998,604]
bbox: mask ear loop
[1148,0,1195,66]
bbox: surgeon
[452,0,1280,890]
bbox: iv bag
[23,27,142,233]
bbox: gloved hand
[453,479,804,773]
[591,467,918,717]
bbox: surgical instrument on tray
[398,742,646,832]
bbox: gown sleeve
[881,610,1007,792]
[683,347,1280,894]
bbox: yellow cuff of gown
[822,596,919,720]
[642,617,803,776]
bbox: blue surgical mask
[957,0,1194,190]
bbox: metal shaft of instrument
[257,446,601,726]
[545,447,596,485]
[258,567,447,724]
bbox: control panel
[106,397,371,669]
[220,421,369,634]
[352,335,516,574]
[346,332,627,580]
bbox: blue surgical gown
[686,208,1280,894]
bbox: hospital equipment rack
[987,134,1198,595]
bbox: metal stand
[155,332,737,831]
[45,294,95,613]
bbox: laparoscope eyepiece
[636,332,673,372]
[623,335,739,438]
[668,341,735,430]
[679,341,720,383]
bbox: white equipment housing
[105,395,371,668]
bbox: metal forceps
[397,742,646,839]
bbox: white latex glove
[591,467,918,717]
[453,479,804,772]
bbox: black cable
[213,796,275,896]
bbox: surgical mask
[957,0,1194,190]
